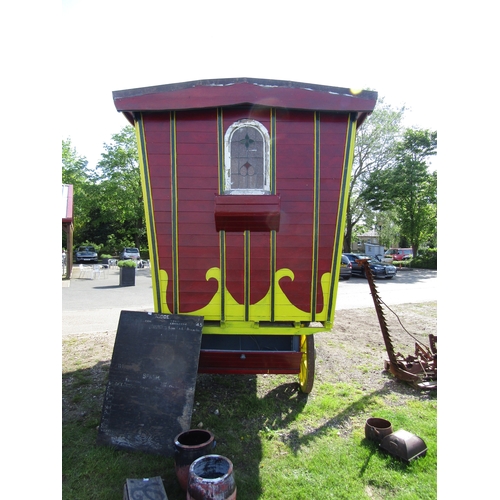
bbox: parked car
[383,248,413,262]
[75,246,98,263]
[119,247,141,260]
[343,253,397,279]
[339,254,352,280]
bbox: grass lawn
[62,306,437,499]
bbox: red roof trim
[113,78,377,114]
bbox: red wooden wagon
[113,78,377,393]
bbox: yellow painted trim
[203,322,325,336]
[134,118,162,312]
[310,112,320,319]
[170,112,180,313]
[167,264,331,325]
[328,114,358,323]
[158,269,172,314]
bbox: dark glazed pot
[365,417,393,443]
[174,429,215,492]
[187,455,236,500]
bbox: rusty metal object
[357,259,437,390]
[365,417,393,443]
[380,429,428,463]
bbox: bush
[411,248,437,269]
[100,254,113,259]
[117,259,137,268]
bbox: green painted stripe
[310,113,320,321]
[136,116,162,312]
[220,231,226,321]
[270,230,276,321]
[270,108,277,321]
[327,113,357,322]
[170,112,179,314]
[271,108,276,194]
[217,108,226,321]
[245,230,250,321]
[217,108,224,194]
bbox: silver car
[75,246,98,263]
[120,247,140,260]
[340,254,352,280]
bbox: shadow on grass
[63,355,434,499]
[281,378,435,467]
[191,374,310,500]
[63,356,308,500]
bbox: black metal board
[97,310,204,456]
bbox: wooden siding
[275,109,315,314]
[140,106,350,323]
[175,109,220,314]
[317,114,349,314]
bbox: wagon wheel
[298,335,315,393]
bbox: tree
[90,126,146,250]
[362,128,437,256]
[62,139,92,247]
[344,99,405,252]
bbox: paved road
[335,268,437,310]
[62,267,437,335]
[62,267,155,335]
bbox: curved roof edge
[113,77,378,117]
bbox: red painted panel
[275,109,315,313]
[146,142,170,154]
[176,141,214,157]
[198,350,302,374]
[147,158,170,178]
[225,232,245,305]
[151,188,170,200]
[141,103,351,320]
[223,106,271,135]
[174,109,221,313]
[143,114,174,312]
[316,113,348,312]
[249,232,271,305]
[214,195,281,232]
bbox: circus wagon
[112,78,377,393]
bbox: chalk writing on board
[96,310,204,456]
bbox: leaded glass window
[224,120,270,194]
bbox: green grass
[62,338,437,499]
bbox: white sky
[61,0,440,169]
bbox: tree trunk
[344,219,352,253]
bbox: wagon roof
[113,77,377,124]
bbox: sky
[61,0,441,169]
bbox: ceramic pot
[187,454,236,500]
[174,429,215,492]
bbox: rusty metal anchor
[357,259,437,390]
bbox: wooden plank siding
[138,105,352,325]
[275,109,315,315]
[117,78,377,337]
[175,109,220,314]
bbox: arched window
[224,119,270,194]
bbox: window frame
[223,119,271,195]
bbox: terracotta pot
[187,454,236,500]
[174,429,215,492]
[365,417,393,443]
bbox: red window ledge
[214,194,281,232]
